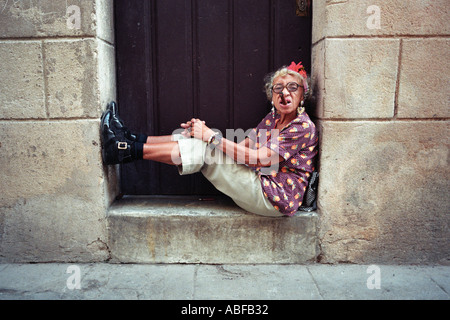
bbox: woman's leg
[143,141,181,165]
[146,135,173,144]
[140,134,185,165]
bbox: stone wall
[311,0,449,264]
[0,0,117,262]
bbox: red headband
[288,61,307,78]
[287,61,308,92]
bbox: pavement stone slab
[0,263,448,301]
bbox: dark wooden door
[114,0,312,195]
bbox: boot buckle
[117,142,128,150]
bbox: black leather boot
[108,101,142,142]
[100,107,115,147]
[100,106,134,165]
[102,137,134,165]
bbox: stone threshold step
[107,195,320,264]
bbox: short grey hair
[263,66,308,101]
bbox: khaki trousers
[173,134,282,217]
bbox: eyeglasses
[272,82,301,94]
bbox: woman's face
[271,74,304,116]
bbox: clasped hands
[180,118,216,142]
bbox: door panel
[114,0,312,195]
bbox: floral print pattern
[248,108,318,216]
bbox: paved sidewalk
[0,263,448,300]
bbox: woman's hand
[190,118,215,142]
[180,119,214,142]
[180,120,193,138]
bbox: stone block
[398,38,450,118]
[310,40,325,118]
[312,0,450,43]
[0,41,46,119]
[317,120,450,264]
[0,120,108,262]
[108,196,319,264]
[0,0,95,38]
[311,0,326,43]
[44,39,100,118]
[95,0,115,44]
[321,39,399,118]
[97,40,116,109]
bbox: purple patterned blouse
[248,108,318,216]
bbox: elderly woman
[101,62,318,217]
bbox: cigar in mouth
[280,93,286,105]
